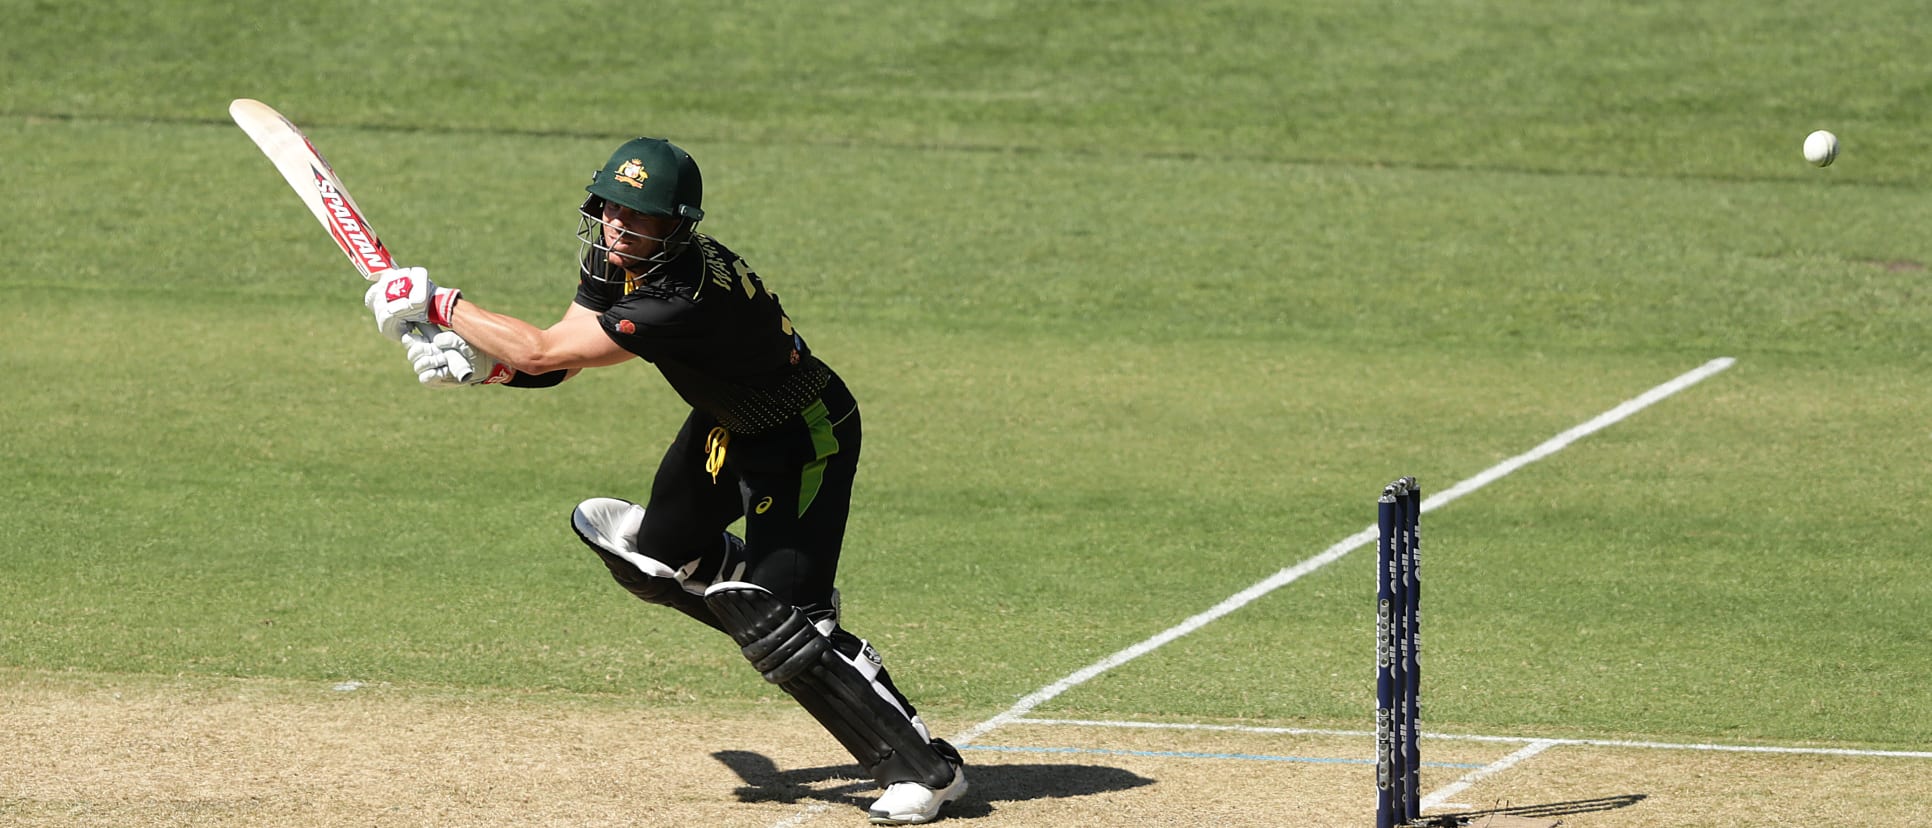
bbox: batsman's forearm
[444,301,549,373]
[444,300,594,376]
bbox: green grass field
[6,0,1930,810]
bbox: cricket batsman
[363,137,968,825]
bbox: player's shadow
[713,750,1154,819]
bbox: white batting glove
[401,326,512,388]
[365,266,461,343]
[399,326,469,388]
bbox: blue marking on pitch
[959,744,1484,769]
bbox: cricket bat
[228,98,471,379]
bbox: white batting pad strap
[906,713,934,743]
[704,580,766,598]
[839,638,927,739]
[811,589,843,636]
[843,639,884,682]
[571,498,678,579]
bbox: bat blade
[228,98,395,281]
[229,99,472,382]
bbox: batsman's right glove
[400,326,512,388]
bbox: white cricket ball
[1803,130,1839,167]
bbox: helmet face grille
[576,196,697,285]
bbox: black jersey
[575,234,832,435]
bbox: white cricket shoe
[866,766,967,825]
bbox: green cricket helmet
[577,137,705,283]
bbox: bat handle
[445,351,476,384]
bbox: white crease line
[1421,356,1736,512]
[1010,718,1932,759]
[949,357,1737,748]
[762,781,872,828]
[766,804,835,828]
[1547,738,1932,760]
[1421,739,1561,811]
[769,357,1737,827]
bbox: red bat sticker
[312,166,392,274]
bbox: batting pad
[704,581,955,788]
[571,497,680,579]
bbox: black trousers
[636,373,860,621]
[611,372,935,757]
